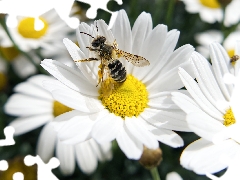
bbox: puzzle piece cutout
[24,155,60,180]
[0,160,8,171]
[0,126,15,146]
[76,0,123,19]
[13,172,24,180]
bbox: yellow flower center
[227,49,235,58]
[17,17,48,39]
[199,0,220,8]
[99,75,148,119]
[223,108,236,126]
[0,72,7,91]
[53,101,73,117]
[0,46,19,61]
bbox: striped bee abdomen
[108,60,126,82]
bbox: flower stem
[165,0,175,27]
[150,167,161,180]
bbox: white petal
[41,59,98,96]
[92,113,123,144]
[97,20,115,44]
[171,92,203,114]
[4,94,52,116]
[131,12,152,55]
[180,138,240,174]
[58,116,94,143]
[88,139,112,161]
[14,77,53,101]
[75,140,98,174]
[51,88,103,113]
[56,139,75,175]
[191,51,229,113]
[133,24,168,81]
[150,127,184,148]
[148,92,179,110]
[210,42,233,100]
[37,123,57,163]
[178,67,223,120]
[111,10,133,73]
[53,110,84,123]
[186,112,225,141]
[63,38,98,85]
[10,114,52,135]
[141,108,191,132]
[148,60,193,93]
[125,116,158,149]
[160,44,194,76]
[116,125,143,160]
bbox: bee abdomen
[108,60,126,82]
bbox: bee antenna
[80,32,94,39]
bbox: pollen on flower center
[99,75,148,119]
[53,101,73,117]
[223,108,236,126]
[18,17,48,39]
[199,0,220,8]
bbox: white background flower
[172,42,240,174]
[4,74,112,175]
[7,9,74,52]
[41,9,195,160]
[0,26,40,78]
[195,29,240,58]
[182,0,240,26]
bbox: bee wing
[117,49,150,67]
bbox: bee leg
[86,47,102,52]
[75,58,99,62]
[96,63,105,87]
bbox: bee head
[92,36,106,48]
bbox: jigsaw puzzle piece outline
[76,0,123,19]
[0,126,15,146]
[24,155,60,180]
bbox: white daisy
[195,29,240,58]
[4,74,112,175]
[7,9,74,52]
[0,26,40,78]
[172,42,240,174]
[182,0,240,26]
[41,9,195,160]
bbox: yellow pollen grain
[0,72,7,91]
[199,0,220,8]
[223,108,236,126]
[53,101,73,117]
[18,17,48,39]
[0,46,19,61]
[99,75,148,119]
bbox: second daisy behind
[41,10,194,159]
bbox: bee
[75,25,150,87]
[230,55,239,63]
